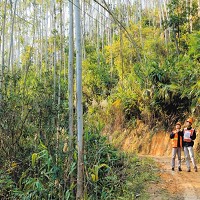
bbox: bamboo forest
[0,0,200,199]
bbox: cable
[68,0,113,32]
[84,0,114,24]
[93,0,141,61]
[67,0,141,61]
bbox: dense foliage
[0,0,200,199]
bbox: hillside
[104,120,200,199]
[1,0,200,199]
[104,119,200,157]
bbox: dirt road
[147,156,200,200]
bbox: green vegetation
[0,0,200,199]
[117,156,159,200]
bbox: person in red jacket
[183,118,198,172]
[170,122,183,171]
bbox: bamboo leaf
[32,153,38,168]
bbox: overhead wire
[84,0,114,24]
[68,0,113,32]
[93,0,142,61]
[68,0,142,62]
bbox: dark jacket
[183,127,196,147]
[170,130,183,148]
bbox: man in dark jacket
[170,122,183,171]
[183,118,197,172]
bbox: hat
[176,122,181,126]
[186,118,193,124]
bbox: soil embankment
[108,121,200,157]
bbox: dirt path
[146,156,200,200]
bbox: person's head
[175,122,181,130]
[186,118,193,128]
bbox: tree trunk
[45,1,48,71]
[74,0,84,199]
[39,2,43,80]
[173,25,179,55]
[158,0,162,29]
[68,0,75,187]
[198,0,200,17]
[186,0,189,31]
[53,1,57,101]
[59,0,63,72]
[163,0,171,42]
[82,0,86,60]
[1,0,8,101]
[189,0,193,32]
[96,4,100,67]
[8,0,18,73]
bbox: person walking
[170,122,183,171]
[183,118,198,172]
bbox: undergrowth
[116,155,159,200]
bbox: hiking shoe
[194,166,198,172]
[187,168,191,172]
[172,167,174,171]
[178,167,182,171]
